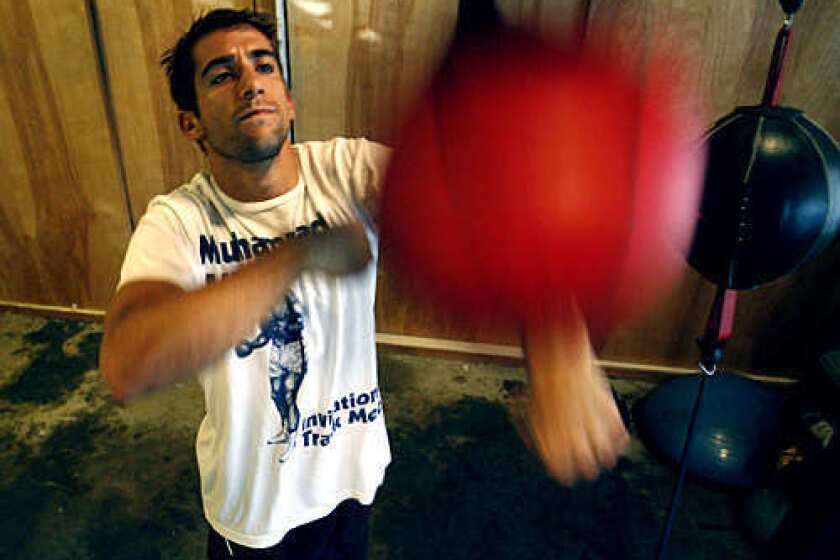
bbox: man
[100,8,627,559]
[101,9,386,557]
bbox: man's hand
[300,222,372,275]
[520,305,629,486]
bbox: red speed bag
[380,32,705,331]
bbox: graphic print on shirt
[235,293,307,462]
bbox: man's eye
[257,62,275,73]
[210,72,232,85]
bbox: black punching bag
[688,4,840,289]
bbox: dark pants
[207,499,371,559]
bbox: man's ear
[285,91,296,122]
[178,111,205,143]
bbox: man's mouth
[237,107,276,122]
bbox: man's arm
[100,223,370,401]
[345,138,391,227]
[520,302,630,485]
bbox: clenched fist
[520,305,629,486]
[299,221,372,275]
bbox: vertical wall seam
[275,0,295,143]
[85,0,137,232]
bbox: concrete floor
[0,311,762,559]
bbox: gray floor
[0,311,762,558]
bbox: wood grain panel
[253,0,276,14]
[497,0,590,43]
[0,0,129,308]
[288,0,460,143]
[287,1,352,141]
[779,0,840,137]
[95,0,252,225]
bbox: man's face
[185,25,294,162]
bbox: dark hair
[161,9,283,114]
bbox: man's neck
[207,141,300,202]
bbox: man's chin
[206,128,289,164]
[222,137,286,164]
[239,143,283,163]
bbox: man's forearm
[523,305,595,408]
[519,301,629,485]
[101,243,306,400]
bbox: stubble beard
[206,120,290,164]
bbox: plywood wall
[95,0,254,225]
[287,0,460,143]
[0,0,259,311]
[1,0,838,377]
[0,0,129,308]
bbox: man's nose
[238,67,265,100]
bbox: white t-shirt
[119,137,392,548]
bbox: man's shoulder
[296,137,388,161]
[155,172,210,203]
[297,136,361,148]
[145,172,212,214]
[138,172,219,229]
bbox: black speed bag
[689,105,840,290]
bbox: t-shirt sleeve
[118,200,199,292]
[349,138,392,224]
